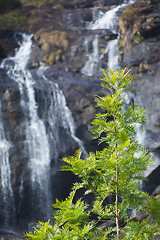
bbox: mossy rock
[34,31,41,42]
[43,49,62,65]
[43,55,49,63]
[41,42,50,52]
[41,30,69,52]
[48,51,55,65]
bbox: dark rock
[118,0,160,194]
[0,30,18,61]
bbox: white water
[0,33,87,226]
[1,33,51,219]
[81,0,135,76]
[81,35,99,77]
[38,63,87,159]
[0,101,15,227]
[88,0,135,32]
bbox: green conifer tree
[26,69,160,240]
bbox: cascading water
[81,0,135,76]
[0,101,15,228]
[1,33,52,223]
[81,35,99,77]
[37,64,87,159]
[0,33,86,232]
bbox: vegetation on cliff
[26,69,160,239]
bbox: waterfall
[0,33,86,231]
[0,101,15,228]
[81,0,135,76]
[37,63,87,159]
[1,33,52,223]
[81,35,99,77]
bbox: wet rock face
[118,0,160,193]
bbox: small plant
[26,69,160,239]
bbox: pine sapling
[26,69,160,240]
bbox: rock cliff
[118,0,160,193]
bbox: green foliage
[26,69,160,240]
[20,0,57,7]
[0,12,28,31]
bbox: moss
[43,49,62,65]
[43,55,49,63]
[146,17,154,22]
[0,11,29,31]
[55,49,62,63]
[48,51,55,65]
[52,4,63,9]
[133,36,144,43]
